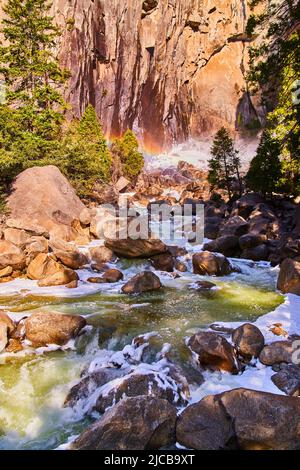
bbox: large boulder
[232,323,265,359]
[250,203,277,222]
[37,268,79,287]
[53,250,88,270]
[89,207,117,239]
[27,253,78,287]
[105,237,167,259]
[188,331,240,374]
[177,388,300,450]
[91,182,119,205]
[277,258,300,295]
[219,216,249,237]
[3,228,30,246]
[0,240,26,271]
[174,260,188,272]
[203,236,240,257]
[95,371,185,413]
[5,218,48,237]
[150,253,175,272]
[241,244,269,261]
[71,396,177,450]
[48,237,78,253]
[101,268,124,283]
[7,166,86,241]
[64,368,129,408]
[177,393,235,450]
[24,312,86,347]
[277,238,300,263]
[79,207,93,226]
[239,233,267,250]
[259,340,296,366]
[24,236,49,257]
[122,271,162,294]
[205,204,226,218]
[204,216,223,240]
[232,193,264,219]
[89,246,117,264]
[192,251,233,276]
[248,204,280,238]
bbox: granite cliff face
[1,0,262,150]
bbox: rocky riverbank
[0,164,299,292]
[0,164,300,450]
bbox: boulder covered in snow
[71,396,177,450]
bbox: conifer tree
[208,128,242,199]
[60,105,112,197]
[246,130,282,197]
[111,130,144,181]
[247,0,300,196]
[0,0,67,190]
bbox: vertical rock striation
[1,0,262,150]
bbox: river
[0,236,283,449]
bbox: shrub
[111,130,144,181]
[59,105,112,197]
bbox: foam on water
[0,291,297,450]
[0,232,292,450]
[144,137,258,172]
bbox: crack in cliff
[198,43,227,71]
[47,0,259,149]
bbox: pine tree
[0,0,66,118]
[267,65,300,196]
[0,2,114,202]
[246,0,300,196]
[247,0,299,95]
[60,105,112,197]
[246,130,282,197]
[0,0,68,190]
[111,130,144,181]
[208,128,242,199]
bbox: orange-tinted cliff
[0,0,263,150]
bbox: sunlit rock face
[0,0,263,150]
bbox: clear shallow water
[0,256,283,449]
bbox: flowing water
[0,248,283,450]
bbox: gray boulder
[71,396,177,450]
[177,388,300,450]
